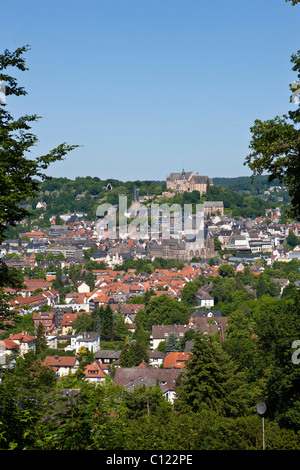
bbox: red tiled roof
[84,362,106,378]
[9,331,36,343]
[2,338,19,350]
[43,356,78,367]
[164,352,190,369]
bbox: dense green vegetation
[1,261,300,450]
[15,176,289,226]
[4,173,290,238]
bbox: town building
[166,169,213,195]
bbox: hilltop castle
[166,169,213,196]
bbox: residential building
[95,349,121,364]
[33,311,55,334]
[113,367,181,403]
[164,351,190,369]
[71,331,100,354]
[150,324,196,350]
[84,361,107,384]
[6,331,36,357]
[148,349,165,368]
[42,355,79,377]
[196,289,214,308]
[203,201,224,217]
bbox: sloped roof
[164,352,190,369]
[43,356,78,367]
[113,367,181,392]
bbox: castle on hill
[166,169,213,196]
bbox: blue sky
[1,0,299,181]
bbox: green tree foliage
[113,313,129,341]
[221,308,256,373]
[255,273,281,299]
[124,384,171,420]
[35,322,48,355]
[180,276,206,307]
[254,292,300,430]
[0,45,77,326]
[92,305,114,342]
[145,294,190,329]
[72,312,94,333]
[119,340,149,368]
[244,48,300,219]
[218,264,235,278]
[286,229,300,248]
[165,332,180,353]
[0,46,77,243]
[174,332,248,417]
[180,281,199,307]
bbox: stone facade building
[166,169,213,195]
[148,234,216,261]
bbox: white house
[46,335,58,350]
[77,281,90,293]
[71,331,100,354]
[43,355,79,377]
[84,361,106,384]
[5,332,36,357]
[150,324,196,350]
[196,290,214,308]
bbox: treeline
[17,175,291,228]
[1,261,300,449]
[1,293,300,449]
[159,184,287,219]
[213,175,285,194]
[21,176,165,222]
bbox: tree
[119,340,149,368]
[165,333,180,354]
[35,322,48,356]
[256,273,280,299]
[123,384,170,420]
[286,229,300,248]
[91,305,115,341]
[174,332,248,417]
[221,308,256,373]
[218,264,235,278]
[0,46,78,244]
[72,312,94,333]
[84,270,95,290]
[0,45,77,326]
[146,294,190,328]
[244,48,300,219]
[181,281,198,307]
[134,308,149,330]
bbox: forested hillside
[19,174,291,226]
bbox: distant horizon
[40,172,271,182]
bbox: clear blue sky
[1,0,299,181]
